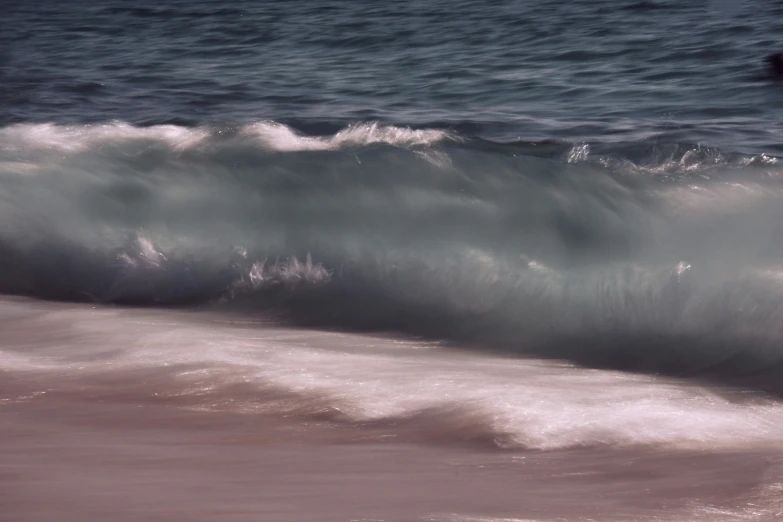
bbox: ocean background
[2,1,783,521]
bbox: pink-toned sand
[1,297,781,521]
[2,392,780,522]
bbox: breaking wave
[2,121,783,392]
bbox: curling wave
[2,121,783,392]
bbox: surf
[2,121,783,391]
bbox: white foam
[3,299,783,451]
[241,254,331,288]
[0,121,452,156]
[251,343,783,450]
[566,143,590,163]
[242,121,454,151]
[0,122,210,153]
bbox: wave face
[2,122,783,387]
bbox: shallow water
[2,297,783,521]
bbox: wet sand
[1,297,782,521]
[2,391,781,522]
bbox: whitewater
[3,122,783,384]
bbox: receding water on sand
[1,297,782,521]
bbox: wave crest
[0,122,211,153]
[241,121,455,151]
[0,121,454,156]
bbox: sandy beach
[1,298,782,522]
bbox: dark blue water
[2,0,782,152]
[2,0,783,393]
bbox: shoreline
[1,296,782,521]
[2,378,782,521]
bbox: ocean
[1,0,783,520]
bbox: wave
[242,121,455,151]
[2,121,783,391]
[4,297,783,452]
[0,121,454,154]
